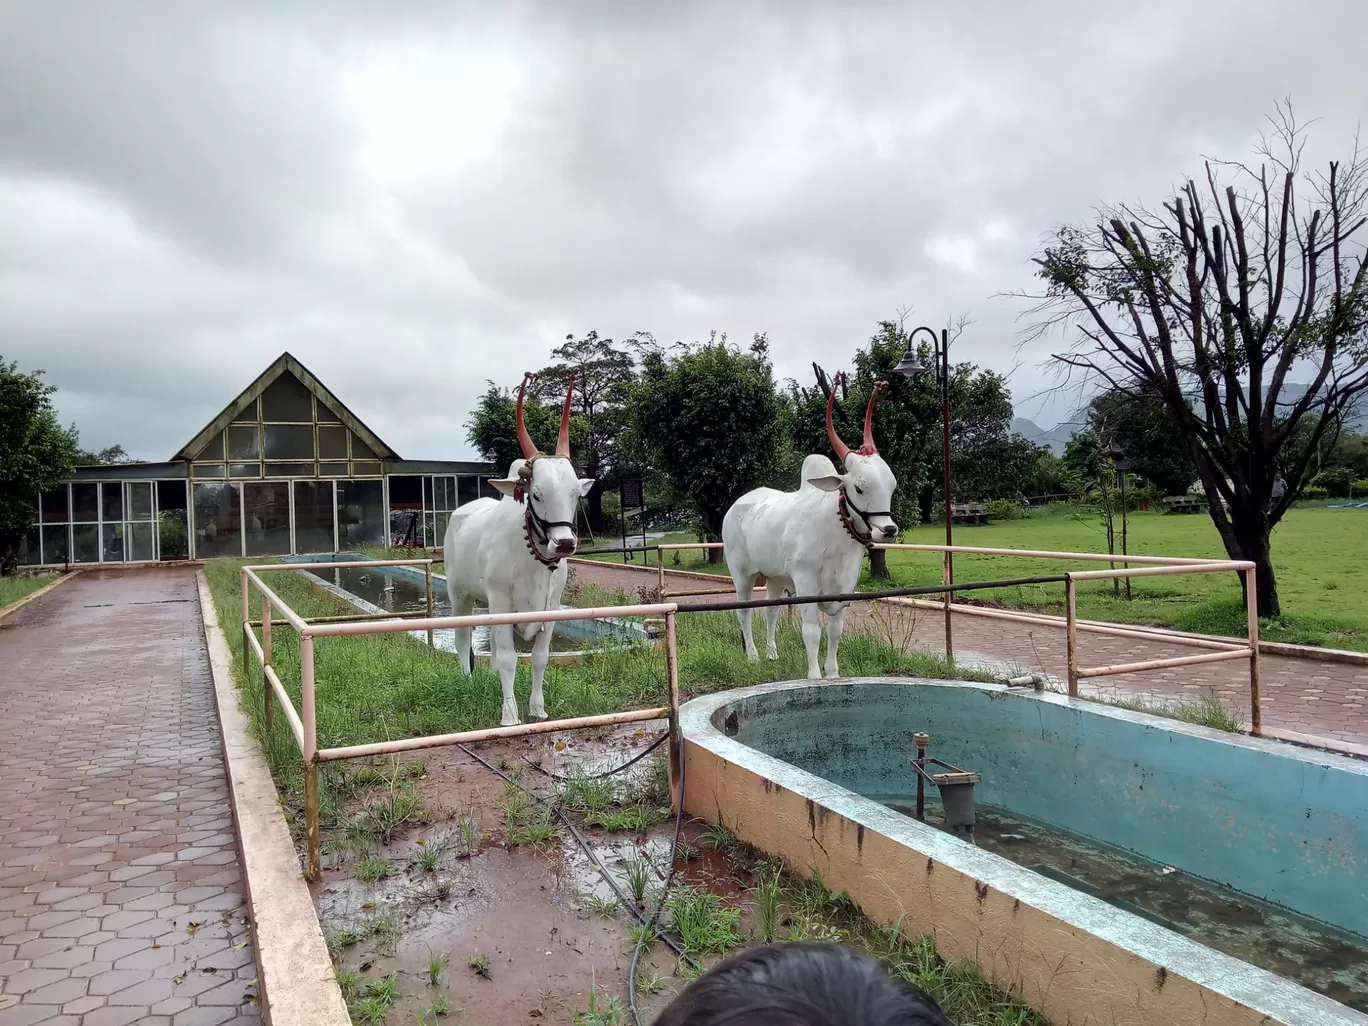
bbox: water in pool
[876,795,1368,1012]
[302,565,638,656]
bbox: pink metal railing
[240,561,681,880]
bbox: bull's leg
[763,579,784,660]
[824,604,848,679]
[732,574,760,660]
[451,594,476,675]
[491,623,521,726]
[528,623,552,721]
[798,603,823,680]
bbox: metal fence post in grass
[657,546,666,600]
[425,560,435,648]
[1246,566,1262,736]
[301,631,321,881]
[1066,576,1079,698]
[665,608,682,807]
[262,593,274,729]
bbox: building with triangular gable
[16,353,493,566]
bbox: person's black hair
[650,941,955,1026]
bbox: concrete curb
[0,569,79,620]
[196,571,350,1026]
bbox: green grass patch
[0,573,61,610]
[618,508,1368,651]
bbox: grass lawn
[606,507,1368,651]
[0,573,63,612]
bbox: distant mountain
[1012,416,1086,456]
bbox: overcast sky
[2,1,1364,461]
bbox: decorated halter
[513,371,578,568]
[825,374,891,548]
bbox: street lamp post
[892,326,954,667]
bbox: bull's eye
[854,485,864,495]
[533,490,542,501]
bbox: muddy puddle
[311,724,754,1025]
[879,797,1368,1012]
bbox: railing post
[665,609,682,809]
[657,547,665,600]
[943,553,954,671]
[262,594,274,729]
[240,569,250,679]
[1246,566,1262,736]
[425,561,435,649]
[1066,575,1079,698]
[301,631,320,881]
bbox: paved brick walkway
[572,561,1368,748]
[0,567,258,1026]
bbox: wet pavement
[0,567,258,1026]
[570,560,1368,748]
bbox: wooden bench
[1162,495,1207,514]
[951,503,988,524]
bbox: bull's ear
[578,478,596,497]
[486,478,519,497]
[806,475,844,492]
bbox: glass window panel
[318,425,347,459]
[351,435,379,460]
[266,462,312,478]
[40,487,69,524]
[72,523,100,563]
[102,523,126,562]
[125,482,153,521]
[388,475,422,507]
[261,373,315,422]
[101,482,123,522]
[352,461,382,477]
[457,476,478,507]
[126,522,155,562]
[243,482,292,556]
[391,508,422,547]
[193,482,242,558]
[338,480,385,550]
[422,475,432,510]
[431,476,456,512]
[233,400,259,423]
[319,462,348,477]
[293,481,335,553]
[433,511,451,546]
[193,432,226,461]
[193,464,226,478]
[229,425,260,460]
[157,509,189,560]
[265,424,314,460]
[41,525,70,564]
[316,401,340,422]
[229,463,261,479]
[157,479,187,513]
[71,483,99,522]
[17,527,41,566]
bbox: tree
[1087,385,1198,496]
[1027,105,1368,616]
[0,358,78,574]
[465,381,569,475]
[1061,429,1127,596]
[69,434,134,467]
[529,331,635,532]
[625,333,789,562]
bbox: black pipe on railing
[680,575,1069,614]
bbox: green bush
[1313,465,1355,497]
[984,499,1026,521]
[1353,479,1368,497]
[1302,485,1329,500]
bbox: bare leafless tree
[1021,104,1368,616]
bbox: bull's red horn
[515,373,538,460]
[555,373,575,458]
[861,380,888,455]
[825,372,851,465]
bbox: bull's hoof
[529,702,548,721]
[500,700,522,727]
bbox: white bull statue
[443,372,594,725]
[721,374,899,679]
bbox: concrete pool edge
[679,678,1368,1026]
